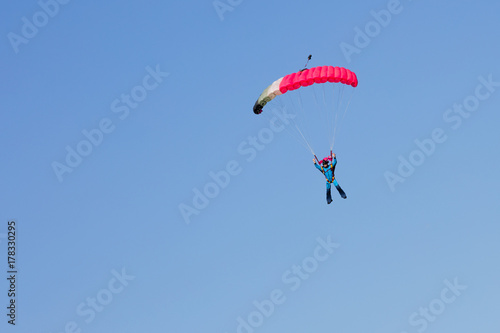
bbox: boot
[326,188,333,204]
[335,185,347,199]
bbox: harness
[320,164,335,183]
[316,151,336,183]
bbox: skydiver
[313,153,347,204]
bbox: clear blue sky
[1,1,500,332]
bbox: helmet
[320,156,332,165]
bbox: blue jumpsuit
[315,158,346,204]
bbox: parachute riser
[314,155,320,165]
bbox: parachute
[253,66,358,115]
[252,64,359,158]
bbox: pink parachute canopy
[253,66,358,114]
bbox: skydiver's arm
[314,163,323,172]
[331,157,337,168]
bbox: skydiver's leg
[333,179,347,199]
[326,182,333,204]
